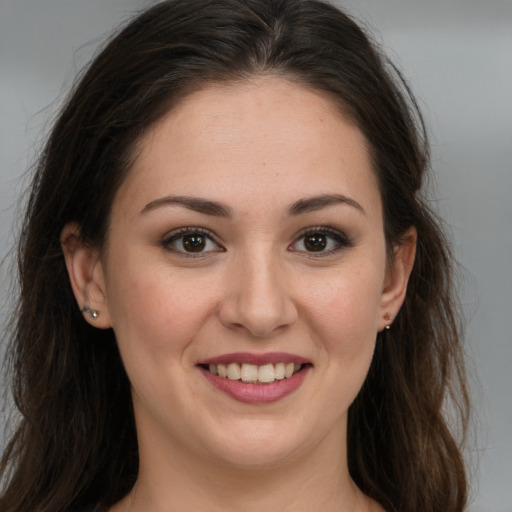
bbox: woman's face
[77,78,411,469]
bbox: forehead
[114,77,380,220]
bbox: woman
[0,1,470,511]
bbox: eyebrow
[140,193,365,218]
[288,194,365,216]
[140,196,232,217]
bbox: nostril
[216,264,298,336]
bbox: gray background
[0,1,511,510]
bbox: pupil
[305,234,327,251]
[183,234,206,252]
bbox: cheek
[302,263,384,358]
[105,254,219,361]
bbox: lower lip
[199,366,310,404]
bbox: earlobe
[60,223,112,329]
[379,226,417,332]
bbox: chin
[201,420,312,469]
[213,444,302,470]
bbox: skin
[63,77,416,512]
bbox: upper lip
[198,352,310,366]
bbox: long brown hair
[0,1,470,511]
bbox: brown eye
[304,233,327,252]
[182,234,207,252]
[290,227,353,256]
[163,228,223,256]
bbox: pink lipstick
[197,352,311,404]
[199,352,310,366]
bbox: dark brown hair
[0,1,470,511]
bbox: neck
[111,422,374,512]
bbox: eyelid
[160,225,352,258]
[161,226,225,257]
[289,225,354,257]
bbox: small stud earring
[384,312,392,330]
[81,306,99,319]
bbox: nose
[218,250,298,338]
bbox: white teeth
[241,363,258,383]
[258,364,276,383]
[227,363,241,380]
[275,362,285,380]
[207,362,304,383]
[218,363,228,378]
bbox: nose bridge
[220,244,297,337]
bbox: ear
[378,226,417,331]
[61,223,112,329]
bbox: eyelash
[161,227,224,258]
[161,226,353,258]
[289,226,354,258]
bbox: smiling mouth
[200,362,307,384]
